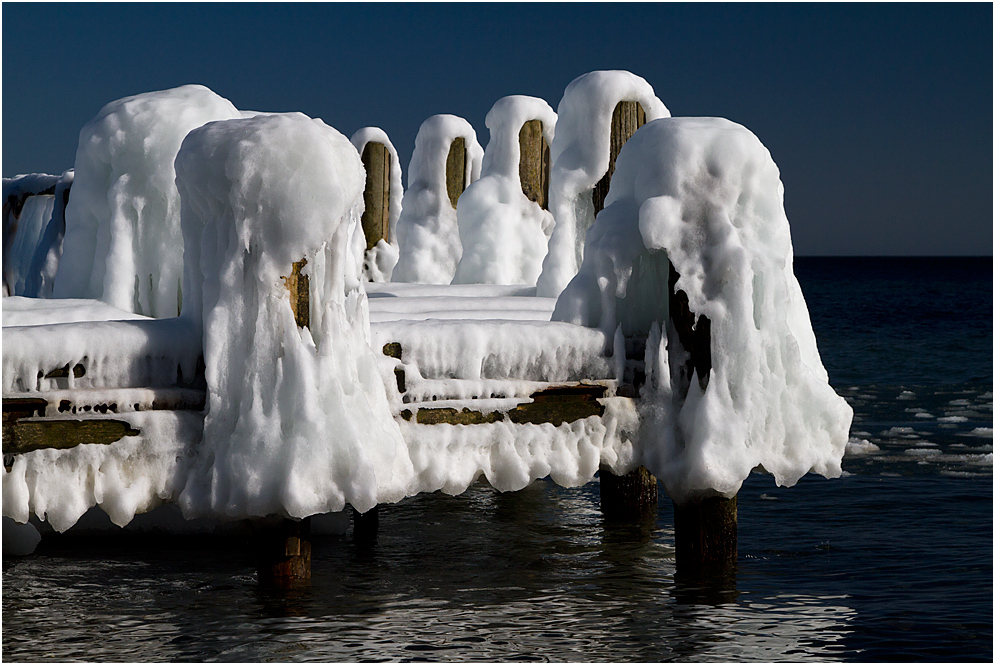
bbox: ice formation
[536,71,669,298]
[392,115,483,284]
[553,116,852,502]
[2,170,74,298]
[350,127,404,282]
[52,85,241,317]
[173,112,414,518]
[451,96,557,285]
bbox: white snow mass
[552,116,852,503]
[53,85,241,317]
[392,114,483,284]
[173,112,414,518]
[536,70,669,298]
[451,95,557,285]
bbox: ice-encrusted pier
[3,71,852,581]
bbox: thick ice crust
[452,96,557,285]
[554,117,852,502]
[536,71,669,298]
[392,115,483,284]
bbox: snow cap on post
[175,112,414,520]
[351,127,404,282]
[553,116,852,504]
[452,95,557,285]
[536,71,669,298]
[53,85,241,317]
[392,114,483,284]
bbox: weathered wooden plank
[592,101,646,216]
[445,136,467,208]
[518,119,550,210]
[3,418,140,455]
[282,259,309,329]
[360,141,392,249]
[400,383,607,426]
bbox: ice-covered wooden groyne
[3,72,852,582]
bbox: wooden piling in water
[518,119,550,210]
[445,136,467,208]
[666,258,738,571]
[254,517,312,585]
[592,101,646,216]
[599,465,658,519]
[360,142,391,249]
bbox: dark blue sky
[3,3,991,255]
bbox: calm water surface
[3,257,992,661]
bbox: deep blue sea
[3,257,992,662]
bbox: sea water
[2,257,991,661]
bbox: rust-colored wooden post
[518,119,550,210]
[254,516,312,586]
[592,101,646,216]
[360,142,391,249]
[666,258,737,572]
[445,136,467,208]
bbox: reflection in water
[2,478,861,661]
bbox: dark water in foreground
[3,257,992,661]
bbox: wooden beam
[445,136,467,208]
[360,141,391,249]
[592,101,646,217]
[3,419,140,455]
[518,119,550,210]
[400,383,607,426]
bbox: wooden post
[592,101,646,216]
[360,142,391,249]
[667,258,738,571]
[599,465,658,519]
[518,119,550,210]
[254,517,312,586]
[445,136,467,208]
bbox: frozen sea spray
[175,113,414,519]
[536,71,669,298]
[350,127,404,282]
[53,85,241,317]
[554,117,852,503]
[393,115,483,284]
[452,96,557,285]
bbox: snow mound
[553,116,852,503]
[392,114,483,284]
[174,112,415,518]
[536,71,669,298]
[452,95,557,285]
[53,85,241,317]
[351,127,404,282]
